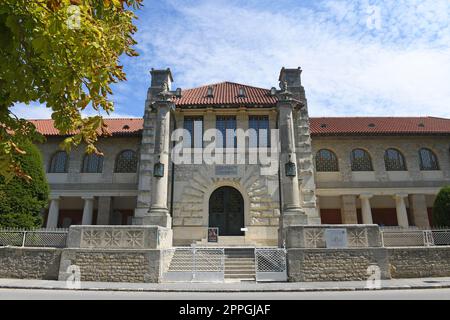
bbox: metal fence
[255,248,287,282]
[0,228,68,248]
[381,229,450,247]
[160,247,225,282]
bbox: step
[225,274,256,279]
[225,270,256,275]
[225,266,255,270]
[225,260,255,264]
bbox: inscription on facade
[215,165,238,176]
[325,229,348,248]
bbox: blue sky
[13,0,450,118]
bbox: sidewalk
[0,277,449,292]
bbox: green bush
[0,141,49,228]
[432,185,450,227]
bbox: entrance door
[209,186,244,236]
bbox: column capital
[49,195,60,201]
[82,196,95,201]
[359,193,373,200]
[394,193,408,200]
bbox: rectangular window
[183,116,203,148]
[216,115,236,148]
[249,115,270,147]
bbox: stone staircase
[163,247,256,282]
[224,248,256,282]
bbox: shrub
[0,141,49,228]
[432,185,450,227]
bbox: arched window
[115,150,138,173]
[384,148,407,171]
[351,149,373,171]
[419,148,439,171]
[49,151,68,173]
[315,149,339,172]
[82,153,103,173]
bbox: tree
[432,186,450,227]
[0,141,49,228]
[0,0,142,181]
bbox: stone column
[97,196,112,225]
[133,68,173,226]
[408,194,430,227]
[277,99,307,227]
[46,196,60,228]
[146,99,173,228]
[394,194,409,228]
[81,196,95,225]
[359,193,373,224]
[341,195,358,224]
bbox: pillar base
[281,207,308,227]
[278,209,308,247]
[133,207,172,228]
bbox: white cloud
[130,0,450,117]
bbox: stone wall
[388,247,450,278]
[287,248,390,282]
[287,246,450,282]
[0,247,62,280]
[312,135,450,189]
[58,249,161,283]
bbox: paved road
[0,288,449,300]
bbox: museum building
[31,67,450,246]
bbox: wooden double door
[209,186,244,236]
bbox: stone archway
[209,186,244,236]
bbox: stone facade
[287,246,450,282]
[58,249,161,283]
[388,247,450,278]
[288,248,390,282]
[0,247,61,280]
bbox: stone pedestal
[65,225,173,249]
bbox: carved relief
[348,229,369,247]
[80,229,145,249]
[304,229,325,248]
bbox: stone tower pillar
[133,68,174,227]
[279,67,321,225]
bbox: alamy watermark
[366,5,382,30]
[366,264,381,289]
[67,5,81,30]
[65,264,81,289]
[171,128,281,176]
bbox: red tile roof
[29,118,143,136]
[174,82,277,106]
[310,117,450,136]
[29,117,450,137]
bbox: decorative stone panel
[67,225,172,249]
[285,224,381,248]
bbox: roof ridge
[182,81,271,91]
[29,117,142,121]
[310,116,443,119]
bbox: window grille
[419,148,439,171]
[315,149,339,172]
[82,154,103,173]
[49,151,68,173]
[351,149,373,171]
[384,148,407,171]
[115,150,138,173]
